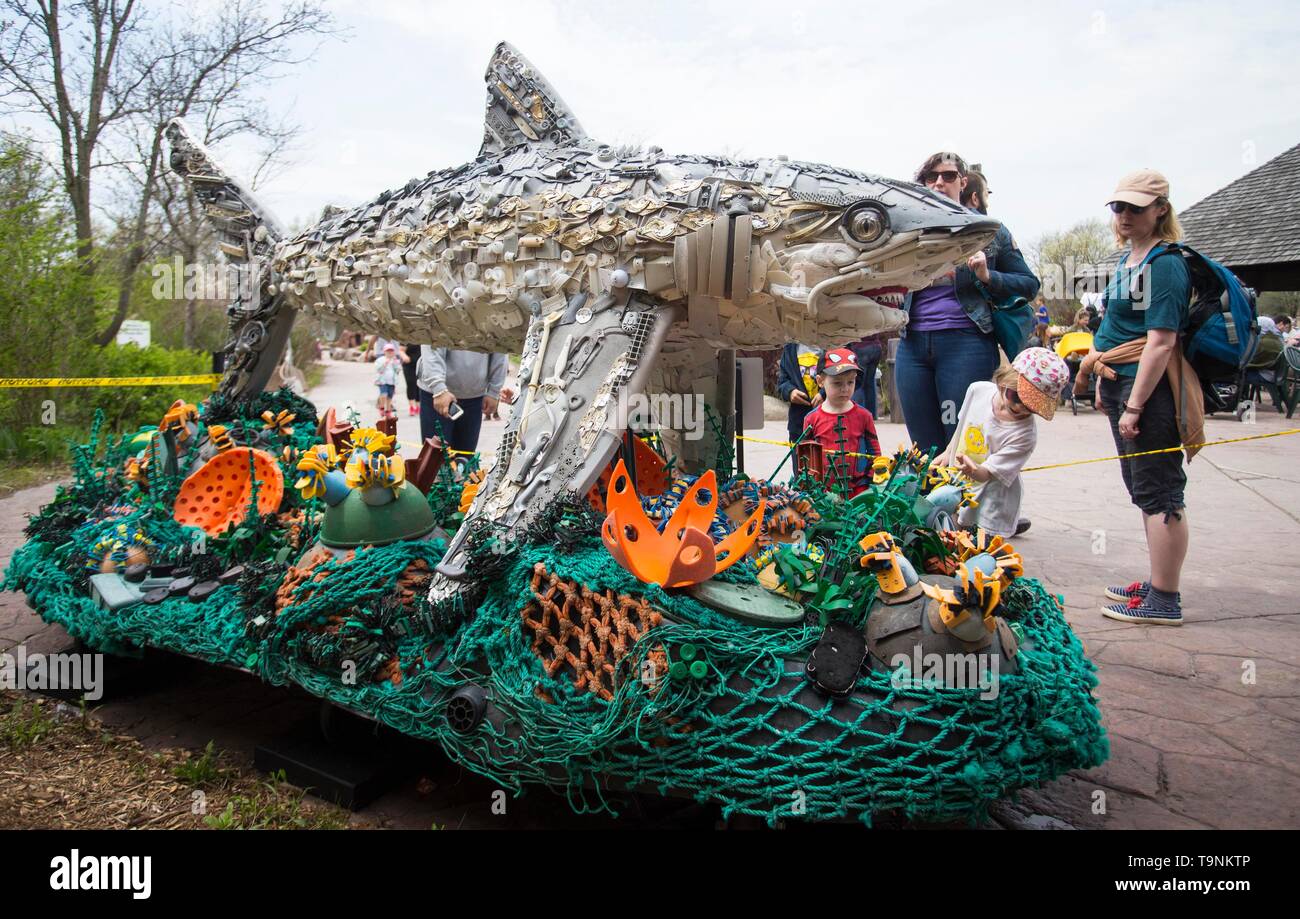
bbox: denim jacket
[900,224,1040,336]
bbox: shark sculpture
[166,41,1000,606]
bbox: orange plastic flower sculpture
[173,447,284,536]
[600,460,764,588]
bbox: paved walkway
[3,355,1297,828]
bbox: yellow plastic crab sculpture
[159,400,199,443]
[294,443,341,500]
[261,409,296,437]
[858,531,915,596]
[920,531,1025,642]
[206,424,235,453]
[870,455,894,485]
[943,529,1024,581]
[347,452,406,495]
[920,565,1005,643]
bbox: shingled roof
[1074,143,1300,290]
[1180,142,1300,268]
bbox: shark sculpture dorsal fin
[479,41,587,156]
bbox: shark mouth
[810,220,1000,315]
[860,286,907,309]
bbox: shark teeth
[861,286,907,308]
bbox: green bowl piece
[686,580,806,627]
[320,482,436,548]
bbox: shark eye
[843,202,890,248]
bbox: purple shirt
[909,280,976,332]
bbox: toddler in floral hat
[937,347,1070,537]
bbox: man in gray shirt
[415,348,510,452]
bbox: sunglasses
[1004,387,1030,413]
[923,169,962,184]
[1109,201,1150,215]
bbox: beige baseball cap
[1109,169,1170,207]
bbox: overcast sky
[203,0,1300,253]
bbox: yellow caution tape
[1021,427,1300,472]
[0,375,221,388]
[398,439,476,457]
[737,428,1300,471]
[736,433,804,449]
[736,433,875,458]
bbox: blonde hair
[1112,196,1184,246]
[993,365,1020,389]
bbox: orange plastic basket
[173,447,284,536]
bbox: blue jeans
[894,327,999,454]
[419,390,484,454]
[851,341,883,417]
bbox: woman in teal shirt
[1093,169,1192,626]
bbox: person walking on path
[415,348,509,454]
[401,343,422,416]
[373,342,403,419]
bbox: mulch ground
[0,690,372,829]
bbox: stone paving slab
[2,356,1297,829]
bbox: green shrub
[0,343,212,462]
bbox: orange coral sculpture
[600,460,763,588]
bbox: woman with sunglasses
[1092,169,1192,626]
[895,152,1041,457]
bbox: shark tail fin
[164,118,294,403]
[479,41,587,156]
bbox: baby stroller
[1229,336,1300,420]
[1055,331,1094,416]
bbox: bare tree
[1030,218,1117,318]
[0,0,338,344]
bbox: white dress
[942,382,1037,538]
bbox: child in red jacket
[802,348,881,496]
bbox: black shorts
[1099,374,1186,520]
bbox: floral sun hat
[1012,347,1071,420]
